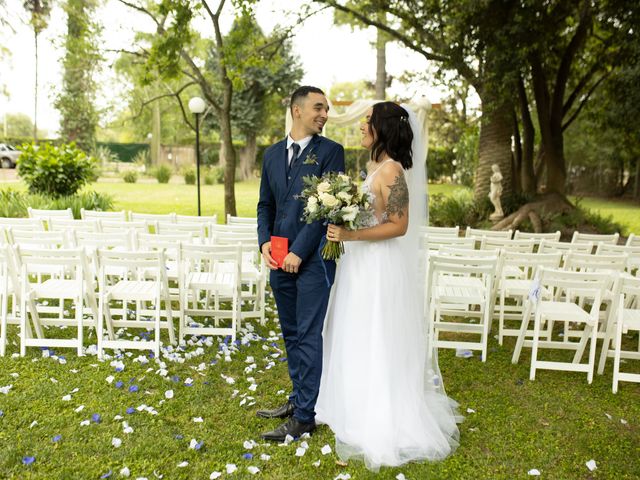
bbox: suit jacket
[257,134,345,263]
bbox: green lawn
[574,196,640,236]
[0,294,638,479]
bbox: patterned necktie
[288,142,300,175]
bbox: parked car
[0,143,21,168]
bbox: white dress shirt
[286,134,313,165]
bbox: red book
[271,236,288,268]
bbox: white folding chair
[27,207,74,221]
[176,214,218,224]
[97,249,174,358]
[81,209,128,221]
[7,228,70,249]
[513,230,561,246]
[156,222,207,243]
[424,235,475,253]
[178,243,242,343]
[538,239,593,265]
[480,238,536,254]
[421,225,460,237]
[525,268,608,383]
[465,227,513,240]
[0,246,10,356]
[130,212,176,224]
[427,253,499,362]
[497,251,562,346]
[100,220,152,234]
[596,243,640,278]
[48,218,101,233]
[610,276,640,392]
[0,217,45,230]
[571,231,619,252]
[626,233,640,247]
[226,214,257,225]
[18,247,97,356]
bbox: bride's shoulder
[376,160,405,184]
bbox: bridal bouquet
[299,171,373,260]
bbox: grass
[573,196,640,236]
[0,293,638,479]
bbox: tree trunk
[238,132,257,180]
[151,101,161,165]
[33,31,38,141]
[517,76,536,194]
[474,101,513,203]
[220,83,237,217]
[511,110,522,193]
[375,28,386,100]
[540,128,566,194]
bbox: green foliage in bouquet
[298,171,373,259]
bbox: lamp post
[188,97,206,216]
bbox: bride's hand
[327,224,351,242]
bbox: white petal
[164,390,174,399]
[586,459,597,471]
[295,447,306,457]
[321,445,332,455]
[75,405,85,413]
[247,466,260,475]
[192,417,204,423]
[61,394,72,401]
[210,473,222,479]
[112,437,122,448]
[528,469,541,476]
[225,464,237,474]
[80,420,90,426]
[120,466,131,477]
[177,461,189,468]
[312,460,320,467]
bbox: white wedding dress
[316,158,462,471]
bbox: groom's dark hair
[290,86,325,112]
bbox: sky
[1,0,440,137]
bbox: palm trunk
[220,82,237,217]
[474,102,513,203]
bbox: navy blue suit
[257,134,345,423]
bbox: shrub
[429,189,492,228]
[205,166,224,185]
[183,168,196,185]
[122,170,138,183]
[132,149,150,168]
[0,188,113,218]
[92,145,120,164]
[152,164,172,184]
[18,142,99,197]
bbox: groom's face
[292,92,329,135]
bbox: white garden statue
[488,163,504,221]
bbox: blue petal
[115,381,124,389]
[126,407,135,415]
[128,385,139,393]
[22,456,35,465]
[92,414,102,423]
[52,435,62,442]
[243,453,253,460]
[100,470,112,478]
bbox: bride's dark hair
[369,102,413,169]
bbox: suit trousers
[270,256,333,423]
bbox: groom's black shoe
[256,400,295,419]
[261,417,316,442]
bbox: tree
[3,112,47,138]
[23,0,51,141]
[55,0,102,152]
[204,14,303,179]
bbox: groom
[256,86,345,441]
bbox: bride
[315,101,462,471]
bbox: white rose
[319,193,338,208]
[341,205,359,222]
[317,182,331,193]
[307,203,318,214]
[336,191,352,203]
[339,174,351,183]
[307,196,318,206]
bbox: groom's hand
[261,242,279,270]
[282,252,302,274]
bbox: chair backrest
[156,222,208,242]
[538,239,593,255]
[420,225,460,237]
[16,246,87,277]
[48,218,100,233]
[80,209,128,221]
[0,217,45,230]
[513,230,561,242]
[571,231,619,246]
[97,248,165,282]
[226,214,257,225]
[465,227,513,240]
[626,234,640,247]
[500,251,563,280]
[480,238,536,253]
[0,245,10,293]
[428,253,499,293]
[100,220,151,234]
[176,214,218,224]
[424,235,475,252]
[134,232,193,251]
[211,230,258,245]
[27,207,73,220]
[178,243,242,280]
[564,252,628,274]
[130,212,177,223]
[7,228,69,249]
[438,246,499,258]
[210,223,257,235]
[73,230,133,250]
[538,267,609,307]
[595,243,640,274]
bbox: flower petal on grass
[295,447,306,457]
[210,472,222,479]
[100,470,112,478]
[74,405,85,413]
[120,466,130,477]
[192,417,204,423]
[164,390,174,399]
[52,435,62,442]
[586,459,597,471]
[177,461,189,468]
[247,466,260,475]
[528,469,541,476]
[80,420,90,426]
[61,394,72,401]
[22,456,35,465]
[321,445,332,455]
[112,437,122,448]
[226,464,237,474]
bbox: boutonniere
[303,152,318,165]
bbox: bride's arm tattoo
[382,174,409,222]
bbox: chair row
[425,247,640,392]
[422,225,639,247]
[0,243,262,358]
